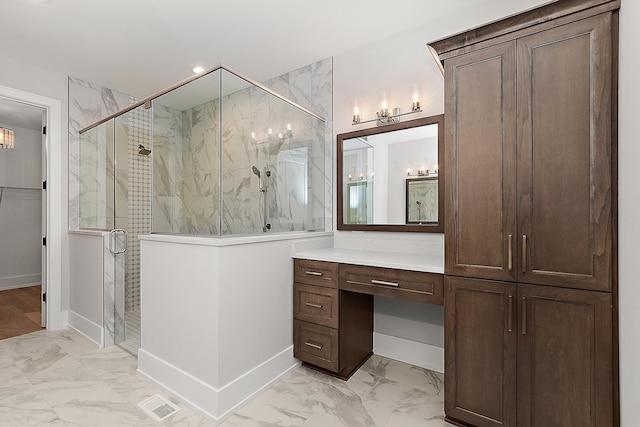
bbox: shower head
[251,166,260,177]
[138,144,151,156]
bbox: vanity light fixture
[251,124,293,144]
[406,165,438,177]
[0,126,15,149]
[352,87,423,126]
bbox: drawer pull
[304,341,323,350]
[305,302,323,309]
[305,271,323,277]
[371,279,399,287]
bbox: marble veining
[0,329,452,426]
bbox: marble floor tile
[0,385,63,426]
[0,328,449,427]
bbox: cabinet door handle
[508,294,513,332]
[304,341,323,350]
[508,234,513,271]
[305,271,323,277]
[371,279,400,287]
[521,235,527,273]
[305,302,323,309]
[521,296,527,335]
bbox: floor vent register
[138,394,181,422]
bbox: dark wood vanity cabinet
[293,258,444,380]
[444,11,614,292]
[434,1,619,426]
[293,259,373,379]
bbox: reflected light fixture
[0,126,15,149]
[251,124,293,144]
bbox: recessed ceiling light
[193,67,204,74]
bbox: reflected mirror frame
[336,115,444,232]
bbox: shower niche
[78,65,327,354]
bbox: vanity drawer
[294,283,339,328]
[294,320,339,372]
[339,264,444,305]
[294,259,338,288]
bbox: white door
[41,109,47,327]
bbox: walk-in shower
[77,65,327,354]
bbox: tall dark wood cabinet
[432,1,619,426]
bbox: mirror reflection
[337,115,444,232]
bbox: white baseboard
[373,332,444,373]
[67,310,103,347]
[217,346,299,421]
[138,346,299,423]
[0,274,42,291]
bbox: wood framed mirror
[337,115,444,232]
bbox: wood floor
[0,285,43,340]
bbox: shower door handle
[109,229,127,254]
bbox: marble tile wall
[151,104,184,233]
[262,58,333,232]
[151,59,332,235]
[69,77,134,231]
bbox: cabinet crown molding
[428,0,620,59]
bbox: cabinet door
[516,13,613,291]
[445,276,516,427]
[445,42,518,282]
[517,284,613,427]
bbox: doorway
[0,84,63,334]
[0,97,46,338]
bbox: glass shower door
[112,104,151,355]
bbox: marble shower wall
[261,58,333,232]
[151,60,332,235]
[220,83,327,234]
[152,100,221,234]
[69,77,134,230]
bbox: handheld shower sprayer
[252,166,263,191]
[251,165,271,232]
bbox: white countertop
[293,247,444,274]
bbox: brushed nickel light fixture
[352,85,423,126]
[0,126,15,149]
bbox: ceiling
[0,97,44,131]
[1,0,547,129]
[1,0,501,100]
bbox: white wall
[616,1,639,425]
[0,126,42,290]
[0,54,69,313]
[68,232,104,344]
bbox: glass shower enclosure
[78,65,326,354]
